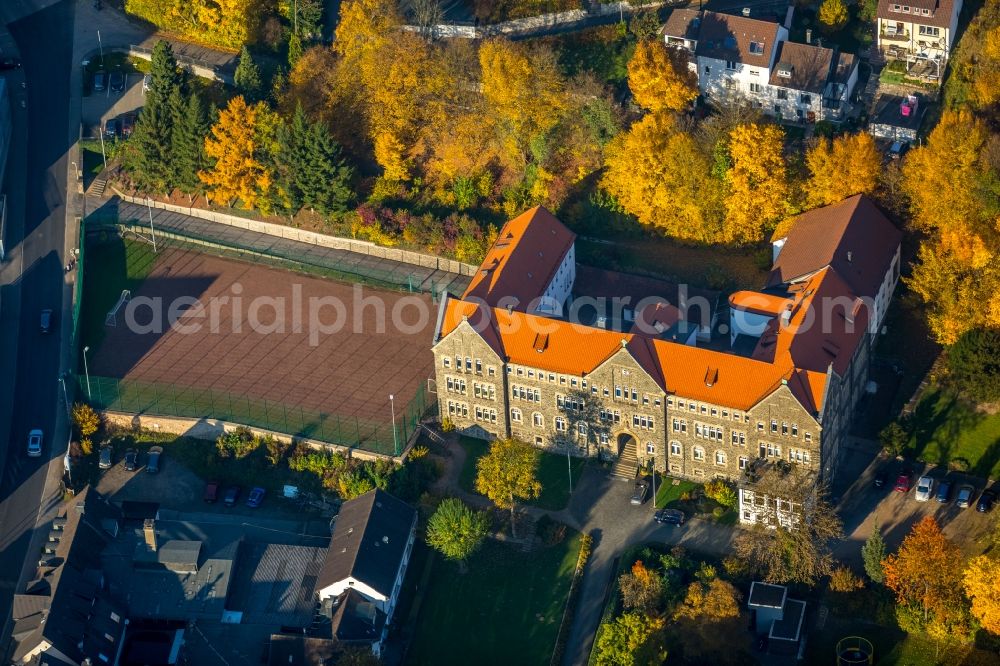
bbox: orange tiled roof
[729,290,791,317]
[461,206,576,309]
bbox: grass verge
[405,533,582,665]
[457,436,587,511]
[907,388,1000,479]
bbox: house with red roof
[430,199,901,526]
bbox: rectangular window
[805,432,812,442]
[527,369,535,379]
[571,378,578,388]
[792,424,799,437]
[726,60,737,70]
[704,66,711,75]
[800,93,812,105]
[646,442,655,454]
[777,88,788,100]
[739,456,748,470]
[771,420,778,433]
[592,385,598,395]
[631,389,638,402]
[466,357,472,371]
[475,359,482,374]
[488,367,496,377]
[603,388,610,397]
[782,422,789,435]
[643,396,650,406]
[670,442,682,456]
[443,357,451,368]
[749,82,764,93]
[749,41,765,55]
[711,408,718,417]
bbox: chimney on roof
[780,307,792,327]
[806,28,812,44]
[742,7,751,16]
[143,518,157,552]
[847,250,853,262]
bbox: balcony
[880,29,910,42]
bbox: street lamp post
[82,346,92,399]
[58,376,73,485]
[389,394,398,455]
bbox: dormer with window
[749,40,765,56]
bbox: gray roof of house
[770,598,807,641]
[748,581,787,609]
[228,542,329,625]
[329,588,387,644]
[318,489,416,596]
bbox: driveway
[81,65,144,136]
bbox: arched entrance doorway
[617,432,638,458]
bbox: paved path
[428,435,737,666]
[89,196,471,295]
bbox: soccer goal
[105,289,131,327]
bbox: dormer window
[901,5,910,12]
[777,63,792,78]
[891,4,901,9]
[922,8,930,14]
[749,41,765,55]
[726,60,738,70]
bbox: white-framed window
[738,456,749,470]
[646,442,655,454]
[800,93,812,105]
[670,441,682,456]
[632,414,655,431]
[693,446,705,462]
[715,451,726,466]
[731,431,746,446]
[782,422,789,435]
[488,367,496,377]
[447,401,468,418]
[600,432,609,446]
[749,82,764,93]
[672,418,687,433]
[475,359,482,374]
[577,422,588,438]
[533,412,543,427]
[770,420,778,433]
[749,41,765,55]
[511,408,522,423]
[465,357,472,371]
[789,448,811,464]
[791,424,799,437]
[805,432,812,443]
[555,417,567,432]
[725,60,737,70]
[443,357,451,368]
[535,435,544,446]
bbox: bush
[829,565,865,592]
[704,479,737,508]
[440,417,455,433]
[263,436,292,465]
[879,420,910,457]
[215,426,258,459]
[722,555,748,578]
[72,403,101,439]
[712,506,725,519]
[80,437,94,456]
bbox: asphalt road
[0,0,74,648]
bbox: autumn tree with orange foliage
[675,578,741,620]
[963,555,1000,635]
[627,39,698,113]
[804,133,880,206]
[882,516,973,638]
[602,111,725,242]
[200,96,272,210]
[724,123,788,244]
[619,560,664,614]
[902,110,1000,344]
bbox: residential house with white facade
[876,0,962,71]
[663,9,859,123]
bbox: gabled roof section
[769,195,902,299]
[461,206,575,309]
[695,11,781,67]
[877,0,958,29]
[662,8,703,41]
[318,489,416,597]
[769,41,835,93]
[754,268,870,378]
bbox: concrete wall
[113,190,477,277]
[101,410,410,464]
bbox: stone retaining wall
[102,410,410,464]
[112,190,478,277]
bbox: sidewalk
[427,433,738,666]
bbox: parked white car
[915,475,935,502]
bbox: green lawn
[80,236,160,356]
[405,533,582,666]
[907,388,1000,479]
[457,436,587,511]
[654,476,699,509]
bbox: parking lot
[836,453,996,562]
[81,54,144,139]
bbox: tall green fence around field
[78,375,431,457]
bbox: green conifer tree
[234,46,263,101]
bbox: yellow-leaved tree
[479,39,568,167]
[474,438,541,539]
[602,111,725,242]
[804,132,881,206]
[818,0,849,32]
[902,109,991,234]
[724,123,788,244]
[964,555,1000,635]
[972,26,1000,108]
[334,0,400,65]
[200,96,269,209]
[627,39,698,113]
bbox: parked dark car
[146,446,163,473]
[246,487,265,508]
[873,470,888,489]
[654,508,685,526]
[977,488,997,513]
[956,484,976,508]
[98,445,113,470]
[223,485,241,507]
[121,113,135,138]
[630,480,649,505]
[93,70,107,92]
[123,448,138,472]
[936,480,952,503]
[0,58,21,70]
[104,117,119,139]
[109,70,125,93]
[204,480,220,503]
